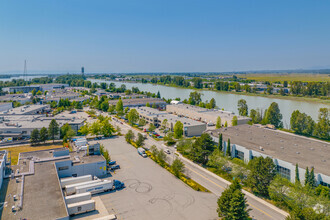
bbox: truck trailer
[60,175,92,188]
[65,180,102,195]
[75,180,124,195]
[67,200,95,216]
[65,192,91,205]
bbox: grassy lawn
[242,73,330,82]
[1,144,63,165]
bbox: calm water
[93,79,329,128]
[0,75,45,82]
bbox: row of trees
[182,91,216,109]
[31,119,59,145]
[290,108,329,140]
[78,116,116,137]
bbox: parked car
[164,149,171,154]
[110,165,120,170]
[108,160,116,165]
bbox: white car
[164,149,171,154]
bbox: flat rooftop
[1,104,49,115]
[207,124,330,176]
[1,148,105,219]
[109,98,166,106]
[168,103,249,120]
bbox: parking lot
[89,136,218,220]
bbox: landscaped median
[126,140,209,192]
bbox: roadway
[109,115,289,220]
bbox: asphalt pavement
[109,116,289,220]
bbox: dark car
[110,165,120,170]
[108,160,116,165]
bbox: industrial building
[0,150,8,189]
[0,114,85,138]
[207,124,330,187]
[0,102,13,112]
[2,84,69,93]
[166,103,250,126]
[0,94,31,104]
[0,147,107,220]
[0,104,50,115]
[134,107,207,137]
[109,98,166,108]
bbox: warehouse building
[0,147,106,220]
[0,114,85,138]
[166,103,250,126]
[2,85,41,93]
[207,124,330,187]
[0,102,13,112]
[0,94,31,104]
[109,98,166,108]
[134,107,207,137]
[0,150,8,190]
[0,104,50,115]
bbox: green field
[241,73,330,82]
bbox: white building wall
[213,137,330,186]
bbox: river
[90,79,330,128]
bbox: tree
[188,91,202,105]
[247,156,276,197]
[217,179,250,219]
[116,98,124,115]
[60,123,75,141]
[208,98,216,109]
[265,102,283,128]
[161,119,168,129]
[295,163,300,185]
[138,118,146,126]
[101,119,115,137]
[127,109,139,125]
[136,133,145,147]
[89,121,101,136]
[156,91,161,98]
[79,123,89,136]
[125,130,135,142]
[305,167,310,186]
[173,121,183,139]
[232,116,238,126]
[238,99,248,116]
[48,119,59,143]
[101,101,109,112]
[171,158,185,177]
[191,133,214,164]
[309,167,316,188]
[290,110,315,136]
[224,121,228,127]
[218,133,223,151]
[148,123,156,132]
[39,127,48,143]
[152,103,157,108]
[216,116,221,129]
[228,190,250,220]
[226,138,231,157]
[164,132,175,145]
[157,150,167,167]
[31,129,40,145]
[313,108,329,140]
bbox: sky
[1,0,330,73]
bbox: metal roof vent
[280,147,284,149]
[310,148,314,151]
[296,152,300,154]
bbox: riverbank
[104,79,330,105]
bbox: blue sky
[1,0,330,73]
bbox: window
[78,206,82,211]
[235,149,244,160]
[72,174,77,177]
[276,165,291,180]
[58,166,69,171]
